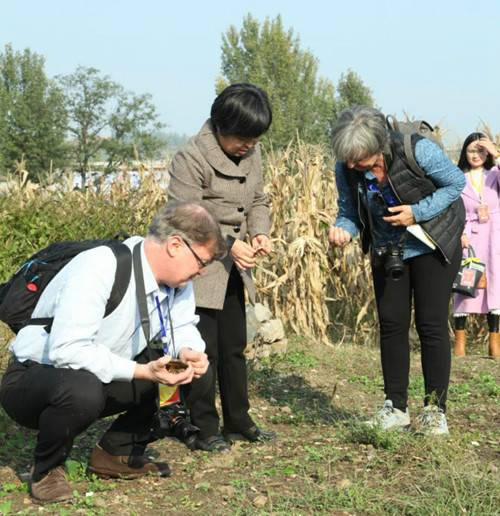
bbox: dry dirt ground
[0,336,498,515]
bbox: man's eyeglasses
[183,239,211,269]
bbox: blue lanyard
[155,294,171,355]
[365,178,398,207]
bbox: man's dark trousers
[0,348,212,481]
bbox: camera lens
[383,243,404,281]
[388,265,404,280]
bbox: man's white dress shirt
[10,236,205,383]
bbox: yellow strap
[469,170,484,196]
[462,257,482,266]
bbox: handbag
[452,245,486,297]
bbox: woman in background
[453,133,500,358]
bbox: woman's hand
[328,226,352,247]
[461,234,469,249]
[251,234,272,257]
[477,138,500,159]
[230,239,257,271]
[134,356,195,386]
[383,205,415,227]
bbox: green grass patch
[343,422,408,451]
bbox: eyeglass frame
[182,238,212,269]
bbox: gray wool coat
[167,120,271,310]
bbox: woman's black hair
[210,83,272,138]
[457,132,495,172]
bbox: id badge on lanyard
[477,203,489,223]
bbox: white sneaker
[365,400,410,431]
[415,405,449,436]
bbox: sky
[1,0,499,147]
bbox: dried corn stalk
[255,139,377,346]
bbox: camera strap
[133,242,178,417]
[133,241,167,365]
[361,176,379,254]
[361,177,407,254]
[133,241,180,357]
[133,242,150,344]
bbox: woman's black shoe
[188,434,231,452]
[223,425,277,443]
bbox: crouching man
[0,201,226,504]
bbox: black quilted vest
[344,132,465,263]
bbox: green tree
[103,91,163,173]
[0,44,68,180]
[218,15,375,148]
[334,69,375,119]
[58,66,119,185]
[218,14,336,148]
[58,66,163,185]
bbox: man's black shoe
[188,434,231,453]
[223,425,277,443]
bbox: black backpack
[386,115,444,177]
[0,240,132,334]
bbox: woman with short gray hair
[331,106,389,164]
[329,105,465,436]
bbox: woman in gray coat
[167,84,275,451]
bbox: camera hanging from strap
[132,240,185,360]
[361,176,407,281]
[132,242,193,435]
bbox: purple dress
[454,166,500,314]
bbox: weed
[408,376,425,397]
[230,479,250,489]
[180,494,202,510]
[86,474,115,493]
[449,381,473,404]
[347,374,382,392]
[343,422,406,450]
[282,350,318,369]
[194,481,211,492]
[65,459,88,482]
[0,483,23,495]
[303,444,327,462]
[0,410,11,436]
[475,372,500,398]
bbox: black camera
[155,403,199,446]
[374,242,404,281]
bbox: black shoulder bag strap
[386,116,425,179]
[104,243,133,316]
[30,242,132,333]
[403,133,425,178]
